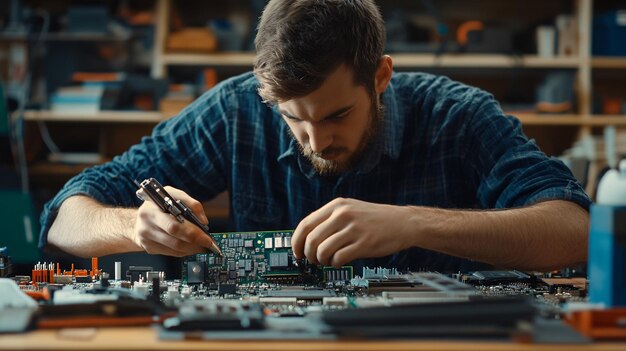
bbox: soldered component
[269,252,289,268]
[186,262,205,284]
[323,266,353,283]
[323,297,348,307]
[274,237,283,248]
[114,262,122,281]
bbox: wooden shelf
[514,113,626,126]
[592,57,626,69]
[162,52,256,66]
[514,113,586,125]
[159,52,581,69]
[581,115,626,126]
[22,110,168,123]
[391,54,581,68]
[0,32,133,42]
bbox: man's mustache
[304,146,346,158]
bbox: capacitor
[133,281,149,295]
[114,262,122,281]
[167,284,180,300]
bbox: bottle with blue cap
[588,159,626,307]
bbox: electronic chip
[187,261,205,284]
[269,252,289,268]
[274,237,283,248]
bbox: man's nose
[306,123,333,153]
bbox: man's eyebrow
[279,104,354,121]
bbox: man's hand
[133,186,216,257]
[292,198,415,267]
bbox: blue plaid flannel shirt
[40,72,591,272]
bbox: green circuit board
[182,230,353,286]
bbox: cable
[8,8,53,193]
[32,10,61,154]
[36,120,60,154]
[11,71,31,193]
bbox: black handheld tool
[134,178,223,257]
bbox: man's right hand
[133,186,217,257]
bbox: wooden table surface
[1,327,626,351]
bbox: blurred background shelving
[2,0,626,219]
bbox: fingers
[303,214,345,265]
[292,198,344,259]
[136,200,215,254]
[329,243,361,268]
[315,228,355,266]
[163,186,209,225]
[136,234,192,257]
[134,218,207,256]
[146,222,206,253]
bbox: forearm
[408,200,589,271]
[47,195,142,257]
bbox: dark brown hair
[254,0,385,104]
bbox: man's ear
[374,55,393,94]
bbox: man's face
[278,65,383,176]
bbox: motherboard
[0,230,595,342]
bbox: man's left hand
[292,198,415,267]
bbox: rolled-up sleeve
[39,85,235,249]
[462,95,591,211]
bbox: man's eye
[283,115,301,122]
[330,113,347,121]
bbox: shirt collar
[276,78,403,178]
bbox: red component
[91,257,99,277]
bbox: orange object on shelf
[536,101,573,113]
[72,72,124,82]
[202,68,218,91]
[457,21,484,46]
[166,28,218,53]
[603,97,623,115]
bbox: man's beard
[293,97,384,176]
